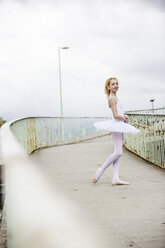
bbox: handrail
[9,116,110,154]
[126,107,165,114]
[123,113,165,169]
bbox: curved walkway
[32,140,165,248]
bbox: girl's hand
[124,115,129,123]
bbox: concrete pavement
[32,139,165,248]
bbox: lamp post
[58,46,69,117]
[150,99,155,113]
[58,46,69,141]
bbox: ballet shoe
[112,179,130,186]
[92,168,102,184]
[92,178,98,183]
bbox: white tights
[96,132,123,182]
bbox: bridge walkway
[31,139,165,248]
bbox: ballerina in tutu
[93,77,139,185]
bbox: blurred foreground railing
[0,117,110,248]
[124,111,165,169]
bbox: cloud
[5,0,165,11]
[138,0,165,10]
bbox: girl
[93,77,139,185]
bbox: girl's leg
[112,133,130,185]
[93,132,123,182]
[93,132,130,185]
[112,133,123,182]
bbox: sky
[0,0,165,121]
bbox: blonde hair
[105,77,118,97]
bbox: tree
[0,117,6,127]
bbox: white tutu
[94,101,139,135]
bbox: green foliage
[0,118,6,127]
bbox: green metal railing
[10,117,111,154]
[124,110,165,169]
[126,107,165,114]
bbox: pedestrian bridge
[0,111,165,248]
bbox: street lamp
[58,46,69,141]
[58,46,69,117]
[150,99,155,113]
